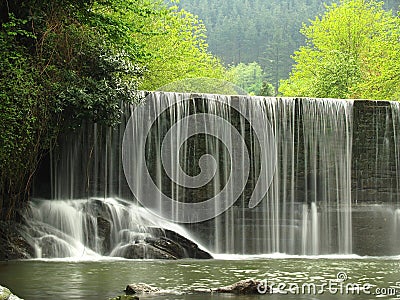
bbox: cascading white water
[23,198,197,259]
[301,98,353,254]
[395,209,400,229]
[193,97,353,255]
[28,92,400,258]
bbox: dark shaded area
[0,221,34,260]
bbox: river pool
[1,256,400,299]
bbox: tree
[88,0,227,91]
[135,6,226,90]
[279,0,400,100]
[0,0,227,219]
[228,62,275,96]
[0,1,144,219]
[176,0,337,86]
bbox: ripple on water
[0,258,399,300]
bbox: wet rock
[122,279,269,296]
[163,229,213,259]
[37,235,75,258]
[112,228,213,260]
[0,286,11,300]
[144,236,185,258]
[96,217,111,254]
[213,279,268,294]
[192,280,267,295]
[113,243,177,259]
[0,285,24,300]
[125,283,160,295]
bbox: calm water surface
[0,257,399,300]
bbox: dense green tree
[279,0,400,100]
[0,0,226,219]
[228,62,275,96]
[175,0,399,88]
[135,6,226,90]
[89,0,226,90]
[0,1,143,219]
[175,0,335,87]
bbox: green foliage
[138,6,226,90]
[0,15,46,217]
[176,0,399,88]
[158,77,247,95]
[0,0,227,219]
[260,82,276,97]
[40,23,142,127]
[279,0,400,100]
[175,0,336,87]
[87,0,226,91]
[228,62,275,96]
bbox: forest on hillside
[176,0,400,88]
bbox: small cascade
[301,204,308,255]
[22,198,200,259]
[311,202,319,255]
[300,203,319,255]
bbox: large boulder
[112,228,213,260]
[125,283,160,295]
[213,279,269,294]
[36,235,75,258]
[112,243,177,259]
[144,237,185,258]
[163,229,212,259]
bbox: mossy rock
[0,285,23,300]
[0,286,11,300]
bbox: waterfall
[191,97,353,254]
[28,92,400,258]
